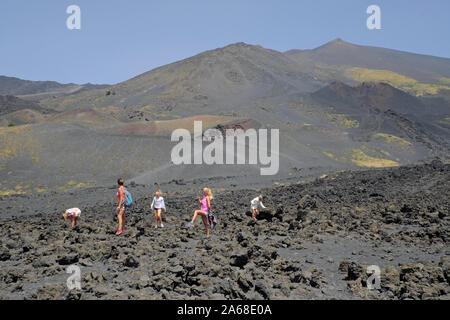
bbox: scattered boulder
[230,250,249,268]
[0,248,11,262]
[57,253,79,266]
[254,280,271,300]
[123,256,139,268]
[257,210,273,221]
[339,261,365,281]
[168,265,184,276]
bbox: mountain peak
[330,38,345,43]
[193,42,266,59]
[216,42,264,52]
[315,38,357,50]
[330,38,344,43]
[225,42,252,47]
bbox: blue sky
[1,0,449,84]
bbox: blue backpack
[124,188,133,207]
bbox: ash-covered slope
[285,38,450,84]
[0,95,52,116]
[0,76,109,101]
[0,95,57,126]
[0,41,449,195]
[307,81,450,159]
[311,81,427,115]
[41,42,324,114]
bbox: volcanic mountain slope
[308,81,450,150]
[0,95,57,126]
[40,41,450,121]
[0,41,449,195]
[0,110,270,197]
[2,79,443,195]
[41,42,324,115]
[311,81,427,115]
[0,76,109,101]
[0,95,53,116]
[285,39,450,97]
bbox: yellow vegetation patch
[373,133,412,146]
[411,83,450,96]
[298,120,312,127]
[437,117,450,126]
[32,155,40,165]
[0,125,37,164]
[438,77,450,85]
[346,67,416,86]
[325,114,359,129]
[380,150,391,157]
[345,67,450,96]
[34,187,47,193]
[0,189,26,196]
[351,149,399,168]
[322,151,335,159]
[94,105,121,114]
[140,105,155,112]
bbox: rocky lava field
[0,161,449,300]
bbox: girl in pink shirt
[186,188,213,237]
[116,178,126,235]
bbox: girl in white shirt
[151,190,166,228]
[250,195,266,221]
[62,207,81,227]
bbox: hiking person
[250,195,266,221]
[151,189,166,228]
[116,178,126,235]
[186,187,213,237]
[62,207,81,227]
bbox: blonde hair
[155,189,161,196]
[259,194,263,199]
[204,188,213,200]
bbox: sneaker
[160,223,164,228]
[154,225,158,229]
[186,221,194,228]
[115,229,123,235]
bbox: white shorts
[251,205,258,210]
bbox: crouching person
[62,207,81,227]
